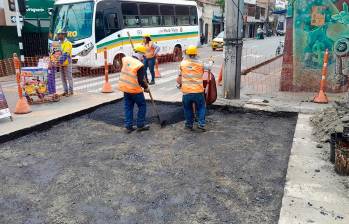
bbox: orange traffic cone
[13,53,31,114]
[101,48,113,93]
[218,64,223,86]
[314,49,329,104]
[155,58,161,78]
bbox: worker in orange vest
[177,45,209,131]
[142,34,160,85]
[118,45,150,133]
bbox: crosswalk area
[0,65,182,95]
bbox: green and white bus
[49,0,199,68]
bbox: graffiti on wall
[293,0,349,90]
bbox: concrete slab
[0,92,122,142]
[278,114,349,224]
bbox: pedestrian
[256,26,264,40]
[200,34,205,46]
[57,29,74,96]
[118,45,150,133]
[142,34,160,85]
[176,45,211,132]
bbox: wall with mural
[292,0,349,92]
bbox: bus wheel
[113,54,124,72]
[173,45,182,62]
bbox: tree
[216,0,225,13]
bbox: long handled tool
[148,90,166,127]
[127,31,166,127]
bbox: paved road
[1,36,284,107]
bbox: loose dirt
[0,102,297,224]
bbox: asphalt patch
[0,102,297,224]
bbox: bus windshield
[51,2,94,41]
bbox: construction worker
[118,45,150,133]
[57,29,74,96]
[142,34,160,85]
[177,45,211,131]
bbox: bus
[49,0,199,68]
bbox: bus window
[175,6,190,25]
[160,5,175,26]
[140,3,161,27]
[122,3,140,27]
[95,10,105,42]
[105,13,120,35]
[190,6,198,25]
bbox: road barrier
[313,49,329,104]
[101,47,113,93]
[13,53,31,114]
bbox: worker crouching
[118,45,150,133]
[177,45,208,132]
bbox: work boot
[137,125,150,132]
[197,125,206,132]
[149,80,155,85]
[125,127,136,134]
[62,92,69,97]
[69,91,74,96]
[185,126,193,131]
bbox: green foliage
[216,0,225,11]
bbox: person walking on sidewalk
[176,45,209,132]
[57,29,74,96]
[142,34,160,85]
[118,45,150,133]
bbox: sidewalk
[0,91,122,142]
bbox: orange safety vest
[180,59,204,93]
[144,41,155,59]
[118,56,144,94]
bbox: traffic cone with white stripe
[218,64,223,86]
[314,49,329,104]
[155,57,161,78]
[13,53,31,114]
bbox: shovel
[147,89,166,127]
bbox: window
[95,10,105,42]
[122,3,140,27]
[122,3,138,15]
[105,13,119,36]
[255,6,261,19]
[175,5,190,25]
[139,3,160,26]
[141,16,161,26]
[175,6,189,15]
[51,2,94,41]
[160,5,174,15]
[190,6,198,25]
[140,3,159,15]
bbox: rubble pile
[310,102,345,142]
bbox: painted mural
[293,0,349,91]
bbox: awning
[272,9,287,15]
[212,15,223,23]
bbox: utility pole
[223,0,244,99]
[14,0,24,62]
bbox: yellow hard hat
[185,45,198,55]
[142,33,151,38]
[134,45,147,54]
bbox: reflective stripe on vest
[180,59,204,93]
[144,41,155,59]
[118,56,144,94]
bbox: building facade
[0,0,53,59]
[196,0,223,43]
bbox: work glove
[144,87,150,93]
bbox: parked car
[211,31,224,51]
